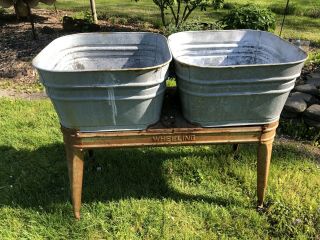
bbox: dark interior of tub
[176,44,287,67]
[53,44,168,71]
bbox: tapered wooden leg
[257,141,273,208]
[66,145,84,220]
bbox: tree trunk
[89,0,98,24]
[169,5,177,27]
[182,6,196,23]
[160,6,166,26]
[176,0,181,27]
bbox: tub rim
[32,32,172,73]
[168,29,308,69]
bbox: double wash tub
[32,30,307,132]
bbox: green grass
[0,80,44,93]
[38,0,320,44]
[0,98,319,239]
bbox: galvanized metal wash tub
[33,32,172,131]
[168,30,307,127]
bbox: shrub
[72,10,93,23]
[220,4,275,31]
[146,0,224,27]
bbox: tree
[151,0,224,27]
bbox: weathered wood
[65,145,84,220]
[257,138,274,208]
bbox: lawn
[41,0,320,44]
[1,0,319,237]
[0,98,319,239]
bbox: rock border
[282,71,320,128]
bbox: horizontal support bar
[62,121,278,149]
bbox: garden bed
[0,8,158,86]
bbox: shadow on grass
[0,143,239,212]
[0,141,318,213]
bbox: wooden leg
[257,141,273,208]
[66,145,84,220]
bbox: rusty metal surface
[63,117,277,219]
[168,30,307,127]
[32,32,172,132]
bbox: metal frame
[61,120,278,219]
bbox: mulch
[0,8,157,85]
[0,8,318,86]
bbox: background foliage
[220,4,276,31]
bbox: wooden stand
[61,90,278,219]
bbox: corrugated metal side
[169,30,307,127]
[33,32,171,132]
